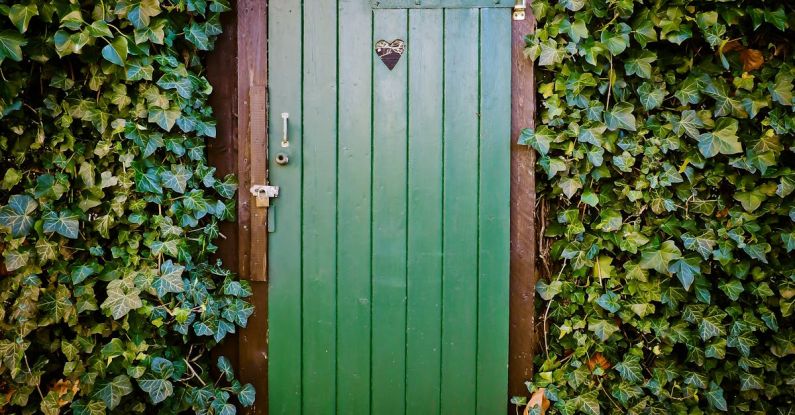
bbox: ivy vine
[522,0,795,413]
[0,0,253,414]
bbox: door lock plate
[250,185,280,207]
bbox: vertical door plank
[301,0,339,413]
[371,9,409,415]
[405,8,444,415]
[441,8,480,414]
[267,0,302,413]
[337,0,373,413]
[477,7,512,413]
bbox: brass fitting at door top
[513,0,526,20]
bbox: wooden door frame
[205,2,537,414]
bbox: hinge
[513,0,526,20]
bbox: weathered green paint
[372,0,514,8]
[268,2,511,414]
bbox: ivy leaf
[217,356,234,381]
[92,375,133,410]
[699,307,727,341]
[0,194,38,237]
[537,39,564,66]
[8,4,39,33]
[674,77,703,105]
[101,278,143,319]
[596,291,621,313]
[706,382,728,412]
[0,30,26,62]
[670,110,703,139]
[697,117,742,158]
[604,102,636,131]
[185,22,211,50]
[536,280,562,301]
[681,231,716,259]
[589,319,619,342]
[137,376,173,404]
[614,354,643,384]
[3,250,29,272]
[128,0,162,29]
[154,260,185,298]
[238,383,256,407]
[640,240,682,274]
[102,37,129,66]
[42,210,80,239]
[637,82,665,111]
[148,106,181,132]
[161,165,193,194]
[668,257,701,291]
[624,51,656,79]
[739,372,764,391]
[519,126,554,155]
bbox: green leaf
[102,37,129,66]
[637,82,665,111]
[0,194,38,237]
[624,51,656,79]
[697,117,742,158]
[739,372,764,391]
[148,106,181,132]
[536,280,562,301]
[185,23,211,50]
[718,279,744,301]
[138,376,173,404]
[614,354,643,384]
[668,257,700,291]
[101,278,143,319]
[154,260,185,298]
[698,307,727,341]
[217,356,234,381]
[589,319,619,341]
[93,375,133,410]
[640,240,682,274]
[681,231,716,260]
[518,126,554,155]
[42,210,80,239]
[8,4,38,33]
[706,382,728,411]
[592,256,614,281]
[596,291,621,313]
[238,383,256,407]
[670,110,703,139]
[604,102,636,131]
[160,165,193,194]
[0,30,26,62]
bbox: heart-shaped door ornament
[375,39,405,70]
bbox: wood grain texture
[477,7,512,413]
[508,11,537,411]
[267,0,303,413]
[405,8,444,415]
[336,0,374,413]
[371,10,409,415]
[236,0,269,414]
[206,0,240,394]
[440,9,480,414]
[301,0,338,412]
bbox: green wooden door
[267,1,511,413]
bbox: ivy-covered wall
[0,1,253,413]
[522,0,795,413]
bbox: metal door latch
[513,0,526,20]
[250,185,280,208]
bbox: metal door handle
[281,112,290,147]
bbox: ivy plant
[0,0,253,413]
[523,0,795,413]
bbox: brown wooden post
[206,0,241,391]
[508,10,537,411]
[235,0,269,414]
